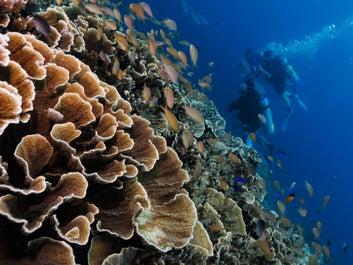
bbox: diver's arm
[257,65,271,78]
[228,98,241,112]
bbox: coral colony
[0,0,320,264]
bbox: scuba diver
[228,78,275,148]
[255,49,308,130]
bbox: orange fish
[142,83,151,102]
[139,2,154,19]
[304,180,314,197]
[322,195,330,209]
[177,50,188,68]
[104,20,117,31]
[228,153,241,164]
[114,33,129,51]
[113,8,122,22]
[124,14,135,30]
[148,39,164,55]
[163,18,177,30]
[163,86,174,109]
[182,105,204,123]
[129,3,146,21]
[85,4,103,15]
[297,207,307,217]
[163,63,179,83]
[181,130,194,149]
[249,132,256,142]
[189,44,198,67]
[160,105,179,131]
[197,141,204,153]
[276,200,286,216]
[220,178,229,191]
[312,227,320,240]
[284,182,295,203]
[284,195,295,203]
[166,46,179,59]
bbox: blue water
[124,1,353,263]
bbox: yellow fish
[304,180,314,197]
[249,132,256,142]
[189,44,198,68]
[160,106,179,131]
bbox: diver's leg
[282,91,293,113]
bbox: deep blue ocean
[123,1,353,264]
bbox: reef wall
[0,1,316,264]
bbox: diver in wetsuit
[228,78,274,147]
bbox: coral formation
[0,1,317,264]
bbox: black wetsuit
[228,87,262,132]
[261,56,286,95]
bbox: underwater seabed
[0,0,326,264]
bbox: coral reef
[0,1,317,264]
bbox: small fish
[160,105,179,131]
[235,177,246,183]
[124,15,135,30]
[189,44,198,67]
[284,182,296,203]
[32,16,51,36]
[139,2,154,19]
[312,227,320,240]
[177,50,188,68]
[277,150,287,157]
[197,141,204,153]
[220,178,228,191]
[130,3,146,21]
[297,207,307,217]
[276,200,286,216]
[104,20,117,31]
[259,209,277,223]
[273,180,281,190]
[182,105,204,123]
[85,3,103,15]
[181,130,194,149]
[163,63,179,83]
[163,18,177,31]
[163,86,174,109]
[142,83,151,102]
[321,194,330,209]
[266,155,274,163]
[148,39,164,55]
[249,132,256,142]
[305,180,314,197]
[228,153,241,164]
[113,8,122,22]
[316,221,322,230]
[166,46,179,59]
[322,245,330,259]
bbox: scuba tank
[258,96,275,134]
[281,57,300,84]
[286,64,299,84]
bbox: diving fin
[294,94,308,112]
[281,114,290,132]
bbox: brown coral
[0,28,197,263]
